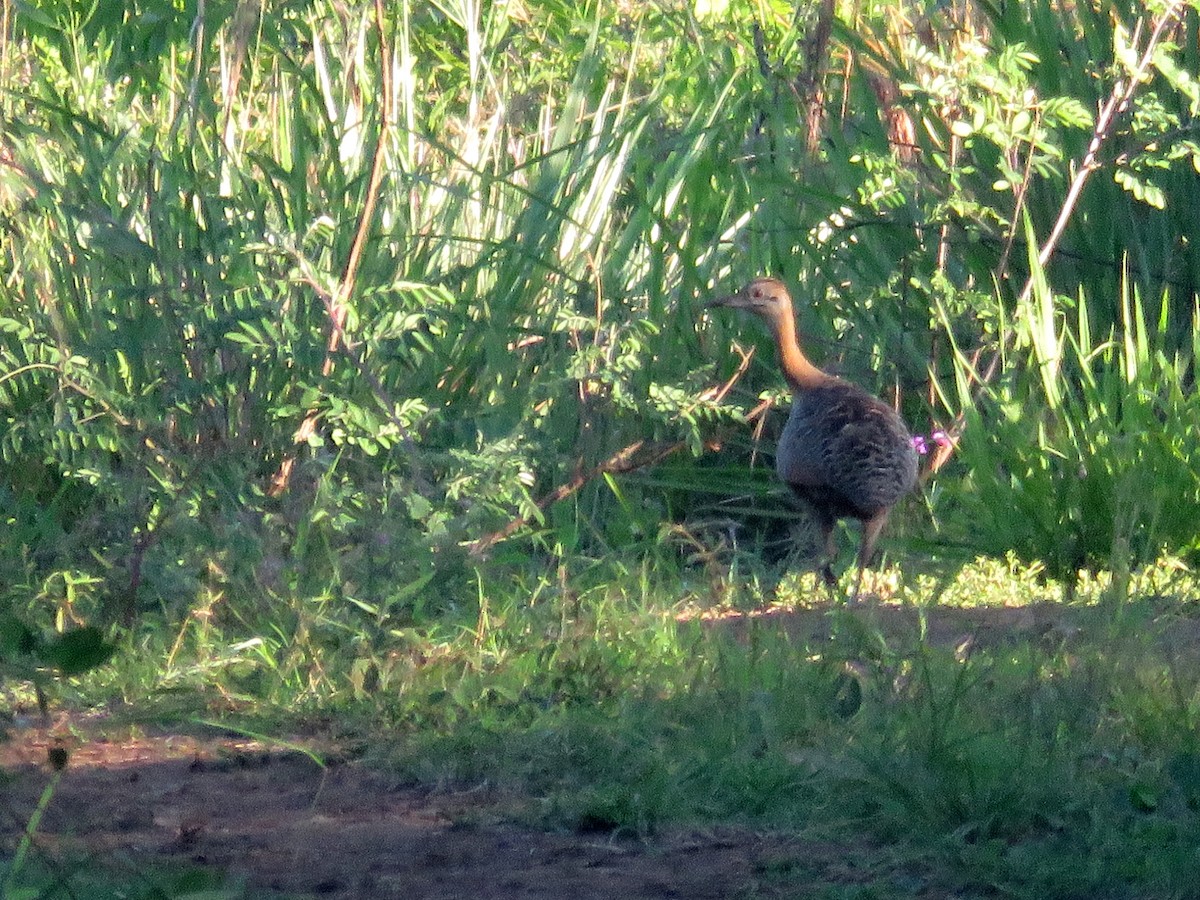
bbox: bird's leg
[849,510,890,604]
[816,513,838,597]
[849,562,867,605]
[820,562,838,589]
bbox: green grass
[378,558,1200,899]
[2,856,245,900]
[4,0,1200,897]
[7,553,1191,898]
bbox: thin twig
[281,251,434,494]
[688,342,755,414]
[934,5,1183,468]
[469,439,713,558]
[996,116,1041,280]
[270,1,395,496]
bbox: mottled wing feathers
[775,381,917,520]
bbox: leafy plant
[1,610,114,715]
[943,250,1200,591]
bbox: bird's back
[775,380,918,520]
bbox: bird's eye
[752,289,761,298]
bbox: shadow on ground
[1,723,855,900]
[5,598,1195,899]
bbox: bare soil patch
[687,596,1200,661]
[8,601,1182,898]
[1,722,862,900]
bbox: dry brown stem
[469,439,713,559]
[270,0,394,497]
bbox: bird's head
[707,277,794,326]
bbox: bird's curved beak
[706,291,744,309]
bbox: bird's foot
[820,563,837,589]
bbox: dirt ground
[2,600,1190,899]
[1,722,869,900]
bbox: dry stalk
[270,0,395,496]
[469,438,714,559]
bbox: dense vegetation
[4,0,1200,896]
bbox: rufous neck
[773,310,828,393]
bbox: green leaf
[0,613,39,657]
[43,627,115,676]
[1129,781,1159,813]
